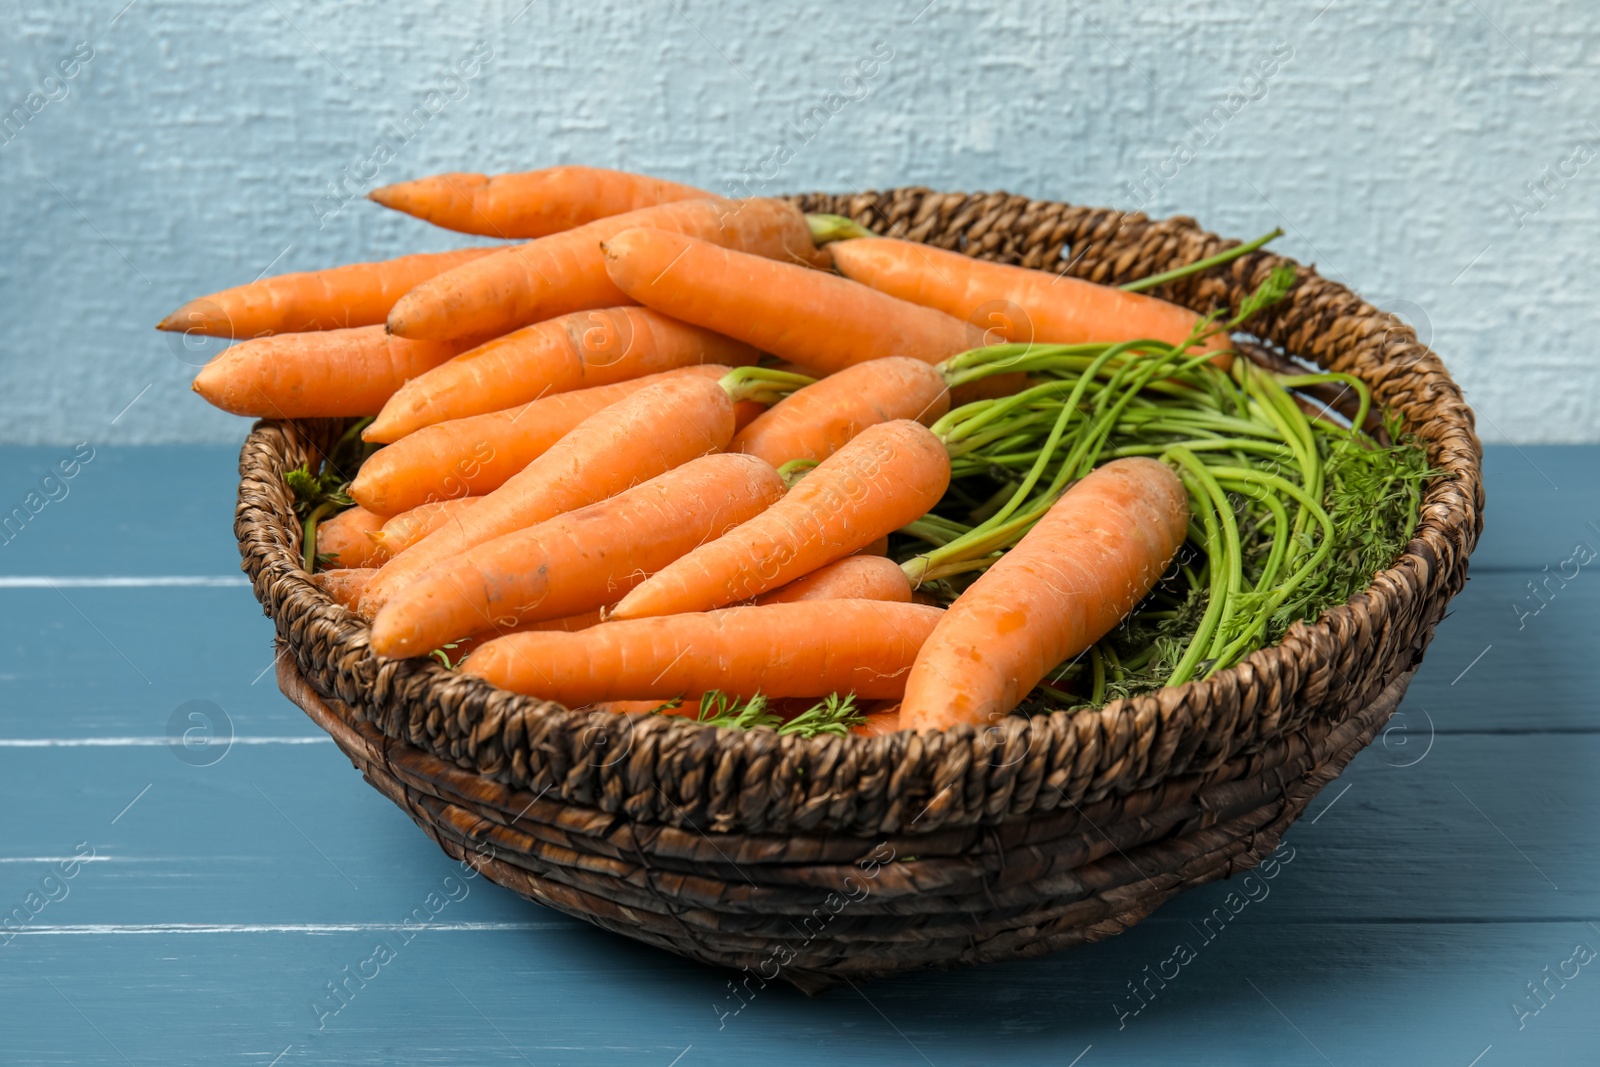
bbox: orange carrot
[752,554,912,606]
[369,454,785,657]
[369,166,709,238]
[464,600,946,703]
[348,364,732,515]
[733,399,766,431]
[731,357,951,467]
[361,373,740,612]
[366,306,757,442]
[369,497,482,556]
[433,608,606,665]
[611,420,950,619]
[159,248,498,339]
[859,535,890,557]
[602,229,979,374]
[851,702,902,737]
[311,567,377,611]
[900,457,1190,730]
[387,197,825,341]
[588,698,691,717]
[314,507,389,569]
[191,326,481,419]
[829,238,1229,359]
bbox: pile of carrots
[177,165,1424,736]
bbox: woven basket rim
[235,187,1482,837]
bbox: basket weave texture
[238,188,1483,990]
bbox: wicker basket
[237,188,1482,993]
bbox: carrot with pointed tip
[369,166,709,238]
[360,373,740,613]
[828,237,1230,362]
[387,197,825,341]
[348,364,732,515]
[366,306,757,442]
[611,420,950,620]
[369,454,785,657]
[463,600,946,703]
[314,507,389,569]
[369,497,482,556]
[899,457,1190,730]
[190,326,482,419]
[730,357,951,467]
[602,229,979,374]
[752,554,912,606]
[159,248,498,339]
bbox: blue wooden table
[2,443,1596,1066]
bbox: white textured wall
[2,0,1596,443]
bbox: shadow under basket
[237,188,1483,993]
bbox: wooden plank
[1402,570,1600,732]
[0,445,244,576]
[1473,445,1600,572]
[2,919,1593,1065]
[0,587,299,738]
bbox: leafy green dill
[657,691,866,736]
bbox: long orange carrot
[433,608,607,665]
[731,357,951,467]
[348,364,732,515]
[366,306,757,442]
[602,229,979,374]
[752,554,912,605]
[369,454,785,657]
[311,567,377,611]
[611,420,950,619]
[360,373,740,612]
[386,198,824,341]
[314,506,389,569]
[369,166,709,238]
[369,497,482,556]
[159,248,498,339]
[900,457,1190,730]
[463,600,946,703]
[190,326,481,419]
[829,237,1229,358]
